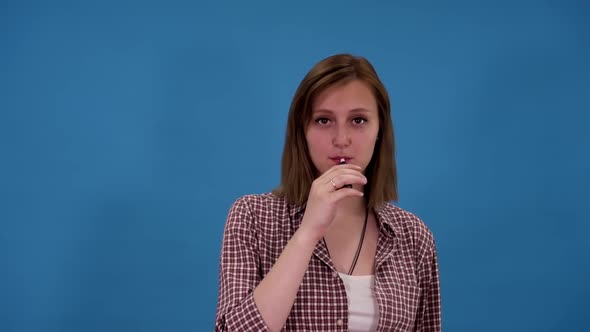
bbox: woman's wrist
[292,225,323,249]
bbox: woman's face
[305,79,380,175]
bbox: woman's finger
[327,174,367,190]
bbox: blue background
[1,0,588,331]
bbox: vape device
[339,158,353,188]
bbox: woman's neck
[329,192,368,234]
[335,192,366,219]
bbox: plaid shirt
[215,193,441,331]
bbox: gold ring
[330,179,337,189]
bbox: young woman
[215,54,441,332]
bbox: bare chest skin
[323,211,379,275]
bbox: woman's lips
[330,157,352,164]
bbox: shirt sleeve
[414,235,442,332]
[214,196,271,332]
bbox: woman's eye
[353,117,367,125]
[316,118,331,125]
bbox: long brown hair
[273,53,398,208]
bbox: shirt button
[336,319,343,326]
[332,272,339,278]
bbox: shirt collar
[373,203,401,237]
[288,201,307,230]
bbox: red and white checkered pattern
[215,193,441,331]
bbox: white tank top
[338,272,380,331]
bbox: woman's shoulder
[226,192,291,222]
[224,192,293,237]
[229,192,288,211]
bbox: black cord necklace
[323,207,369,275]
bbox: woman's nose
[332,126,351,147]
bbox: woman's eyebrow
[313,107,372,114]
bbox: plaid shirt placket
[285,239,350,331]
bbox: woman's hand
[299,163,367,242]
